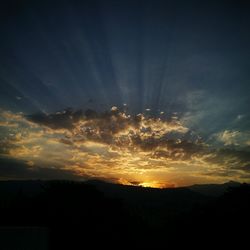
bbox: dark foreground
[0,180,249,249]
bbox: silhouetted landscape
[0,180,249,249]
[1,0,250,249]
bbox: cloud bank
[0,107,249,187]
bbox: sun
[139,181,171,189]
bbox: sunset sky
[0,0,250,187]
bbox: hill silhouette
[189,180,241,196]
[0,180,249,249]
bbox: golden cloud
[0,108,250,187]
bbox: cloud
[206,148,250,170]
[213,130,250,147]
[0,157,82,180]
[180,90,249,138]
[111,106,118,112]
[27,108,83,130]
[0,108,250,186]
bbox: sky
[0,0,250,187]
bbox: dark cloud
[204,170,240,178]
[243,165,250,171]
[85,109,98,119]
[27,108,83,130]
[131,136,205,160]
[206,149,250,170]
[59,138,73,145]
[239,173,250,179]
[0,157,82,180]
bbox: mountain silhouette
[189,180,241,197]
[0,180,249,249]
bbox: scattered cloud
[212,130,250,147]
[0,108,250,186]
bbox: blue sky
[0,0,249,186]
